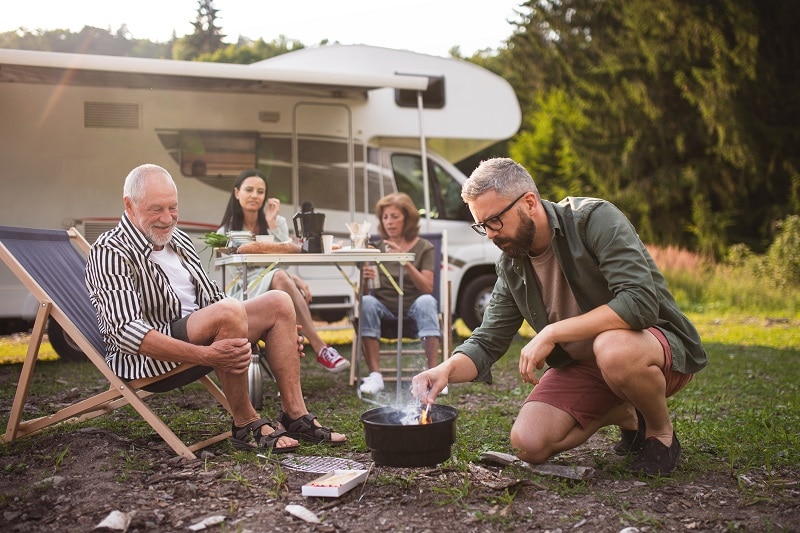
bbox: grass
[3,325,797,477]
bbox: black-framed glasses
[470,192,528,236]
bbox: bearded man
[412,158,706,476]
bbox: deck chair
[0,225,232,459]
[349,232,451,397]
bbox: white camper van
[0,45,520,359]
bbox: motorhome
[0,45,520,359]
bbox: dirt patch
[2,405,798,531]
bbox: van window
[390,154,471,221]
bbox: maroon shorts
[525,327,694,429]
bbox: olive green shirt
[372,237,435,315]
[456,197,707,384]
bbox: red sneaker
[316,346,350,373]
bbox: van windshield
[390,154,471,221]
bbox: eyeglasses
[470,193,528,236]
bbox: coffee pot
[292,203,325,253]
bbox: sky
[2,0,526,58]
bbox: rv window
[157,130,258,191]
[394,76,445,109]
[366,147,395,212]
[257,136,293,205]
[296,138,363,213]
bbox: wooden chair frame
[0,226,232,459]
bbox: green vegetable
[203,232,228,248]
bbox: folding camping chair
[349,232,451,398]
[0,225,232,459]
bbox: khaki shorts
[525,327,694,429]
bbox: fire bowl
[361,404,458,467]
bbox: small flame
[420,404,431,425]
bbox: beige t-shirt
[529,243,595,360]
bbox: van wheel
[458,274,496,331]
[47,319,86,362]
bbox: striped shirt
[85,213,224,379]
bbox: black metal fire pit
[361,404,458,467]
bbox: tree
[172,0,226,60]
[0,26,170,58]
[504,0,800,255]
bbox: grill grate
[258,454,367,473]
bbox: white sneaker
[359,372,385,394]
[439,385,449,395]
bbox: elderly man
[85,164,345,453]
[412,158,706,476]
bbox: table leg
[395,267,404,404]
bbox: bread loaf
[235,241,301,254]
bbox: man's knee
[215,297,248,324]
[264,289,294,315]
[593,330,632,370]
[509,426,551,464]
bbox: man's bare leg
[594,329,673,446]
[510,400,631,464]
[243,290,345,443]
[185,298,298,449]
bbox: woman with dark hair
[358,192,443,394]
[219,169,349,373]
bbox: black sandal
[278,412,345,446]
[230,418,300,454]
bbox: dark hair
[375,192,420,241]
[219,169,269,234]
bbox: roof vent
[84,101,140,129]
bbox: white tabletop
[214,251,414,266]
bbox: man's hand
[411,368,448,405]
[519,330,555,385]
[206,337,252,374]
[296,325,305,357]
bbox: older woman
[359,192,443,394]
[219,169,349,373]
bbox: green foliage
[509,88,596,200]
[677,215,800,313]
[765,215,800,286]
[506,0,800,255]
[0,26,171,57]
[198,36,304,64]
